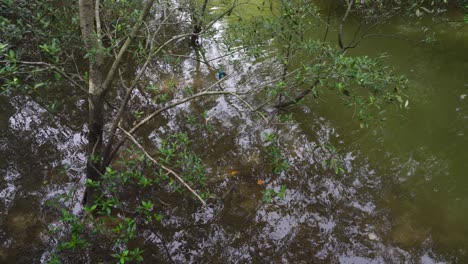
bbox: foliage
[262,185,287,203]
[351,0,457,18]
[224,0,408,126]
[321,144,347,175]
[0,0,428,262]
[47,132,208,263]
[464,4,468,22]
[0,0,88,122]
[159,132,209,192]
[263,132,290,174]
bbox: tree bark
[79,0,103,94]
[79,0,155,205]
[79,0,104,205]
[191,0,209,46]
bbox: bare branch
[323,1,335,42]
[98,0,155,97]
[104,88,257,167]
[342,7,403,52]
[338,0,354,51]
[166,47,243,69]
[102,7,181,170]
[101,31,158,170]
[101,2,272,167]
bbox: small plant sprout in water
[262,185,287,203]
[321,144,347,175]
[262,132,290,174]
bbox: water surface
[0,1,467,263]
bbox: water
[304,8,468,261]
[0,1,467,263]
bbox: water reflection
[134,68,421,262]
[0,96,85,262]
[1,1,467,263]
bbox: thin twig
[343,9,403,52]
[118,126,207,206]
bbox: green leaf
[8,49,16,63]
[0,43,8,53]
[278,185,287,199]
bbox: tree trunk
[79,0,105,205]
[85,94,104,205]
[191,0,209,46]
[79,0,103,94]
[78,0,155,205]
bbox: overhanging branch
[1,60,87,93]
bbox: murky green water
[0,1,467,263]
[302,6,468,261]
